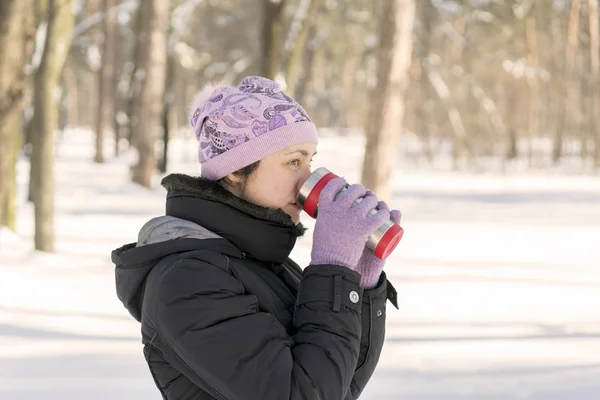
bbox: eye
[289,159,301,167]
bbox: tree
[0,0,31,230]
[24,0,598,177]
[95,0,119,163]
[553,0,581,163]
[159,54,176,174]
[361,0,415,201]
[284,0,324,96]
[27,0,52,204]
[30,0,75,251]
[130,0,170,188]
[261,0,287,80]
[413,0,436,160]
[589,0,600,169]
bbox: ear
[224,172,243,184]
[219,173,245,197]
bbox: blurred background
[1,0,599,399]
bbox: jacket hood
[112,216,242,322]
[113,174,307,321]
[137,215,223,246]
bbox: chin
[289,212,300,224]
[285,207,301,224]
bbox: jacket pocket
[355,295,386,374]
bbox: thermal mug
[297,167,404,260]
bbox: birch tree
[30,0,75,251]
[95,0,119,163]
[0,0,31,229]
[130,0,170,188]
[589,0,600,169]
[361,0,415,201]
[553,0,581,163]
[261,0,287,80]
[284,0,324,96]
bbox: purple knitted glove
[311,178,390,270]
[356,192,402,289]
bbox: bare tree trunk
[415,0,435,162]
[27,0,53,204]
[2,4,32,228]
[62,64,78,128]
[339,37,361,128]
[130,0,169,188]
[589,0,600,169]
[0,0,29,229]
[469,82,506,140]
[505,83,519,160]
[553,0,580,163]
[455,5,479,169]
[30,0,75,252]
[361,0,415,201]
[113,22,123,156]
[2,4,34,226]
[284,0,324,95]
[297,25,325,115]
[422,6,470,170]
[524,3,539,166]
[580,53,590,159]
[127,3,144,148]
[425,65,470,167]
[2,130,21,230]
[261,0,286,80]
[95,0,118,163]
[159,55,176,174]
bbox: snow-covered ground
[1,129,599,399]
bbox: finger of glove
[376,200,390,212]
[390,209,402,224]
[335,184,367,208]
[354,193,379,216]
[365,208,391,232]
[319,177,347,204]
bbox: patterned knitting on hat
[188,76,319,181]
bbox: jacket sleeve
[153,258,364,400]
[345,272,396,400]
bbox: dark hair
[218,161,260,190]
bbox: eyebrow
[284,150,317,157]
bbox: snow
[1,129,599,399]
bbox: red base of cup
[373,223,404,260]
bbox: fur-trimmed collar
[161,173,306,236]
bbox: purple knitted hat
[189,76,319,181]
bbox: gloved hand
[356,191,402,288]
[310,178,390,270]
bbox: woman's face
[226,141,317,224]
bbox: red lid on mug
[303,172,338,218]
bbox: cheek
[269,178,296,207]
[244,174,293,208]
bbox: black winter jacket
[112,174,398,400]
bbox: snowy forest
[1,2,600,399]
[1,0,599,252]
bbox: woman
[112,76,400,400]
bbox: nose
[296,166,312,194]
[300,165,311,184]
